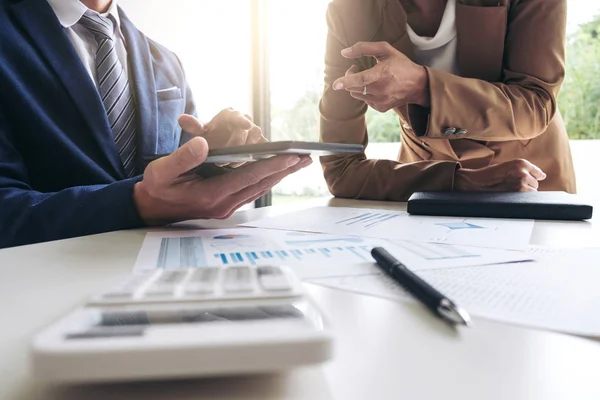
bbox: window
[562,0,600,200]
[120,0,253,122]
[122,1,600,204]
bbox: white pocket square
[156,86,179,93]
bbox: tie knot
[79,10,115,42]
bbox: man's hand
[133,137,311,225]
[454,159,547,192]
[179,108,266,149]
[331,41,430,112]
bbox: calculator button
[184,283,214,295]
[223,266,254,293]
[121,274,154,291]
[189,268,219,283]
[143,284,176,297]
[183,268,218,295]
[101,289,134,300]
[259,275,292,292]
[257,266,292,291]
[156,270,188,285]
[257,266,283,276]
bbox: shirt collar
[47,0,121,30]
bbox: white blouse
[406,0,459,74]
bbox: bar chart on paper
[141,229,386,279]
[246,207,405,235]
[135,228,532,277]
[335,212,402,229]
[246,207,535,250]
[212,245,373,266]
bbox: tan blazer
[319,0,576,201]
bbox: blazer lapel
[9,0,124,178]
[119,9,158,158]
[381,0,417,62]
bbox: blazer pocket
[456,4,507,82]
[156,89,185,154]
[156,87,183,101]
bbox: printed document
[310,251,600,337]
[244,207,534,250]
[133,228,531,278]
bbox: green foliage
[559,14,600,140]
[365,107,401,142]
[271,90,401,143]
[270,91,321,141]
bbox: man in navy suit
[0,0,311,248]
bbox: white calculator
[31,266,333,383]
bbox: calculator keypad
[257,266,293,292]
[91,266,300,305]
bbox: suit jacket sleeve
[415,0,567,141]
[320,2,459,201]
[0,104,145,248]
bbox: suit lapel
[9,0,124,178]
[119,9,158,158]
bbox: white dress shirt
[407,0,459,75]
[46,0,129,86]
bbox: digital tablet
[203,141,363,163]
[144,142,363,178]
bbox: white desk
[1,198,599,400]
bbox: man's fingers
[155,137,209,181]
[216,157,312,218]
[228,111,253,130]
[217,186,273,220]
[178,114,206,135]
[209,155,301,195]
[224,129,249,148]
[333,63,384,90]
[340,41,393,59]
[246,125,263,144]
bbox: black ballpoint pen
[371,247,472,327]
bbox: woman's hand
[455,159,547,192]
[332,41,430,112]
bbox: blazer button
[443,127,456,136]
[455,129,468,137]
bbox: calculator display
[66,304,307,340]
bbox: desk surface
[1,198,599,400]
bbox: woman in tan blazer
[320,0,576,201]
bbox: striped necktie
[79,10,138,177]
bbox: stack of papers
[134,206,600,337]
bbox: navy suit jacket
[0,0,196,248]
